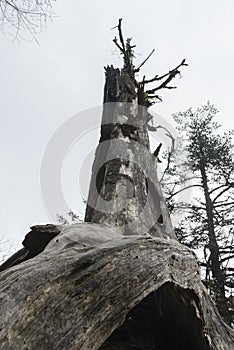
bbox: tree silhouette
[0,0,55,40]
[162,102,234,324]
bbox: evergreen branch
[166,184,203,200]
[209,184,228,195]
[213,201,234,208]
[220,255,234,264]
[213,185,234,203]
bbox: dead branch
[134,48,155,72]
[113,37,125,54]
[112,18,126,54]
[112,18,136,75]
[153,143,162,157]
[143,59,188,84]
[136,59,188,95]
[117,18,125,52]
[151,125,176,182]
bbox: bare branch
[113,36,125,54]
[166,184,203,200]
[141,59,188,94]
[213,185,234,203]
[141,59,187,84]
[134,49,155,72]
[0,0,55,40]
[117,18,125,52]
[209,184,228,195]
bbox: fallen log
[0,223,233,349]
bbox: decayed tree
[0,0,55,39]
[0,19,234,350]
[161,103,234,325]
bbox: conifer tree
[162,102,234,324]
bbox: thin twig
[134,49,155,72]
[113,37,125,54]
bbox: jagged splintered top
[84,20,187,239]
[109,18,188,107]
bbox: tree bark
[199,160,230,323]
[0,223,233,350]
[1,21,233,350]
[84,65,175,239]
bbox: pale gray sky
[1,0,234,254]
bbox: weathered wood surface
[0,223,233,350]
[84,22,186,240]
[85,66,175,239]
[0,225,60,272]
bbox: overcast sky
[1,0,234,256]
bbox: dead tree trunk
[84,20,180,238]
[0,223,234,350]
[84,64,175,237]
[0,19,233,350]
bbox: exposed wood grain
[0,223,233,349]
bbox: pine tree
[162,102,234,324]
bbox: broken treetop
[85,20,187,238]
